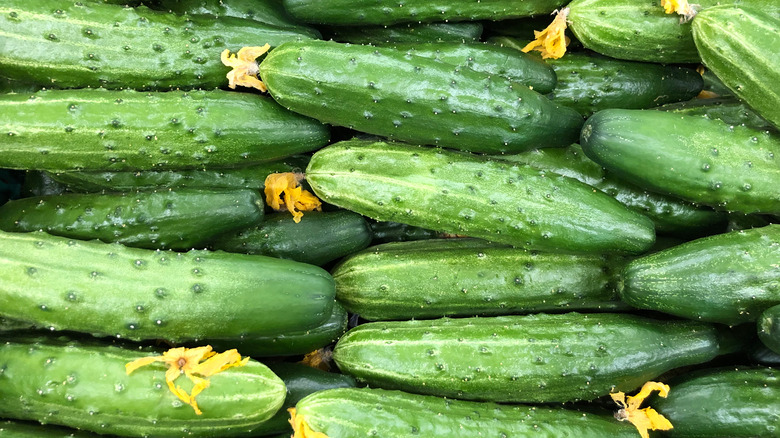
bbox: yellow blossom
[611,381,674,438]
[220,45,270,91]
[660,0,699,22]
[264,172,322,223]
[126,346,250,415]
[289,407,330,438]
[301,348,333,371]
[521,8,570,59]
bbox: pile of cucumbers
[0,0,778,437]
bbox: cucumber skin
[0,230,335,343]
[653,367,780,437]
[282,0,568,25]
[658,97,776,132]
[0,0,317,90]
[306,139,655,255]
[332,238,626,321]
[0,188,264,251]
[580,109,780,214]
[259,40,584,154]
[333,313,721,403]
[295,387,638,438]
[620,225,780,325]
[693,6,780,130]
[0,88,329,172]
[758,304,780,354]
[368,221,441,244]
[0,419,101,437]
[325,22,483,44]
[0,337,286,437]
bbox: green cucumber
[150,0,317,33]
[653,367,780,437]
[0,0,318,90]
[282,0,569,25]
[292,387,638,438]
[0,229,335,343]
[580,109,780,214]
[0,188,264,251]
[0,88,329,172]
[332,238,626,320]
[701,68,733,98]
[758,304,780,354]
[259,40,583,154]
[0,420,100,437]
[306,139,656,254]
[332,312,722,403]
[619,225,780,325]
[211,210,372,267]
[0,77,42,95]
[693,5,780,129]
[0,336,286,437]
[368,221,442,244]
[325,22,483,44]
[496,144,726,235]
[749,342,780,365]
[657,97,777,132]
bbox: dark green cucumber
[211,210,372,266]
[0,89,329,172]
[0,230,335,343]
[726,212,774,232]
[325,22,483,44]
[0,420,101,437]
[306,139,655,254]
[653,367,780,437]
[701,68,733,98]
[368,221,442,244]
[332,238,626,320]
[259,40,583,154]
[293,387,638,438]
[0,188,264,250]
[693,5,780,129]
[619,225,780,325]
[580,109,780,214]
[0,336,286,437]
[658,97,777,132]
[0,77,42,95]
[749,342,780,365]
[496,144,726,235]
[282,0,568,25]
[333,312,721,403]
[0,315,35,332]
[759,304,780,354]
[0,0,318,90]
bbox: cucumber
[332,238,626,321]
[657,97,777,132]
[0,229,335,343]
[306,139,656,255]
[758,304,780,354]
[693,5,780,129]
[150,0,317,33]
[0,336,286,437]
[619,225,780,325]
[368,221,442,244]
[653,367,780,437]
[332,312,722,403]
[0,88,329,172]
[0,77,42,95]
[282,0,569,25]
[21,171,67,198]
[292,387,639,438]
[325,22,483,44]
[0,188,264,251]
[749,342,780,366]
[0,419,103,437]
[580,109,780,214]
[496,144,726,235]
[0,0,318,90]
[258,40,584,154]
[211,210,372,267]
[701,68,733,98]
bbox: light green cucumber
[325,22,483,44]
[0,420,104,437]
[758,304,780,354]
[658,97,776,132]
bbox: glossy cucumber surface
[325,22,483,44]
[151,0,316,33]
[0,419,101,437]
[658,97,776,132]
[758,304,780,354]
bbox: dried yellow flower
[289,407,330,438]
[521,8,570,59]
[661,0,699,22]
[611,381,674,438]
[264,172,322,223]
[220,45,270,91]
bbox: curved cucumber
[580,109,780,214]
[306,139,656,254]
[0,188,264,250]
[620,225,780,325]
[758,304,780,354]
[658,97,776,132]
[0,336,286,437]
[0,88,329,172]
[333,312,721,403]
[293,387,638,438]
[325,22,483,44]
[0,0,317,90]
[332,238,626,320]
[0,230,335,342]
[259,40,583,154]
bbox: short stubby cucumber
[658,97,777,132]
[759,304,780,354]
[0,88,329,171]
[693,5,780,129]
[306,139,656,254]
[332,238,626,320]
[333,312,721,403]
[619,225,780,325]
[258,40,583,154]
[0,188,264,250]
[292,387,639,438]
[282,0,569,25]
[0,230,336,342]
[0,0,318,90]
[653,367,780,437]
[580,109,780,214]
[0,336,286,437]
[325,22,483,44]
